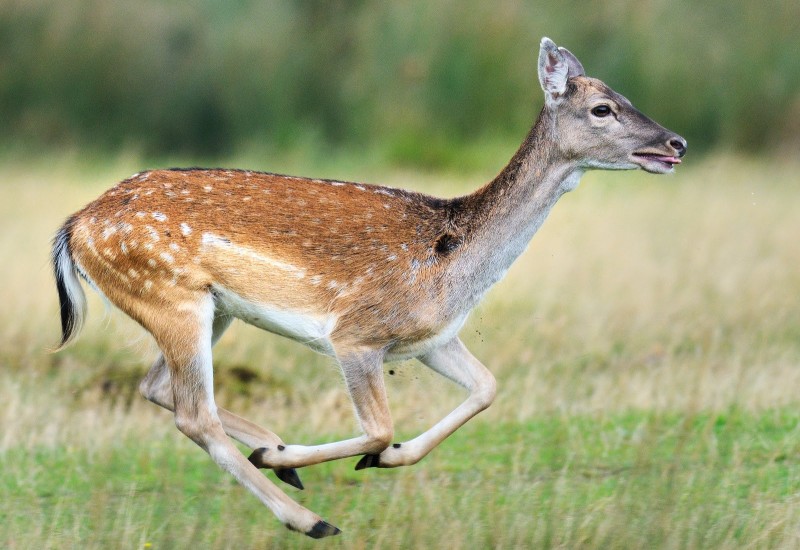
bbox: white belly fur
[213,287,469,361]
[212,286,337,356]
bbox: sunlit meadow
[1,154,799,548]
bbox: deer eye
[591,105,612,118]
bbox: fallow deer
[52,38,686,537]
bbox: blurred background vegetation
[1,0,798,168]
[2,4,799,546]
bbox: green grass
[1,154,800,547]
[3,412,800,548]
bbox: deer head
[538,37,686,174]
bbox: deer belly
[212,286,337,355]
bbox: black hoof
[306,520,342,539]
[275,468,304,490]
[247,447,268,468]
[355,453,381,470]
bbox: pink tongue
[655,156,681,165]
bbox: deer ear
[538,37,569,103]
[558,47,585,78]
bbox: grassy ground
[1,154,799,548]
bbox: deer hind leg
[248,345,395,471]
[144,296,339,538]
[356,336,496,470]
[139,313,304,489]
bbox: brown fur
[69,168,473,348]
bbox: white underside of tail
[53,225,89,348]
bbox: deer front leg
[355,336,496,470]
[248,347,395,469]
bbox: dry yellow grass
[1,154,800,548]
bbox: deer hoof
[355,453,381,470]
[247,447,269,468]
[306,519,342,538]
[275,468,304,490]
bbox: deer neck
[448,108,583,308]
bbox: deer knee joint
[474,373,497,411]
[173,411,218,446]
[139,376,171,408]
[139,377,159,402]
[364,426,393,454]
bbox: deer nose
[669,136,687,158]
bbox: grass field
[1,154,799,548]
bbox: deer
[52,37,686,537]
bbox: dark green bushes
[1,0,797,163]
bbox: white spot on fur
[160,252,175,264]
[180,223,192,236]
[203,185,213,192]
[136,212,146,219]
[147,259,157,268]
[152,212,167,222]
[101,226,117,240]
[128,269,139,278]
[326,280,345,291]
[408,259,421,284]
[169,242,181,253]
[145,226,160,242]
[143,280,153,292]
[120,242,129,254]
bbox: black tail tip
[306,520,342,539]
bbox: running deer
[52,38,686,537]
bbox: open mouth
[632,152,682,173]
